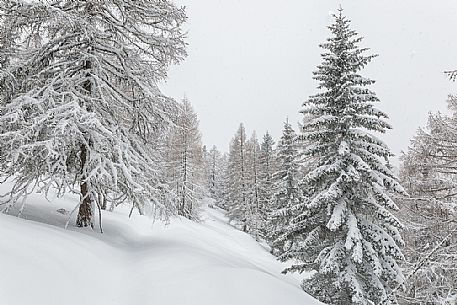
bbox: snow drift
[0,186,322,305]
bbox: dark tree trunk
[76,52,94,228]
[102,195,107,210]
[76,143,93,228]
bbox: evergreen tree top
[303,9,392,156]
[306,9,381,111]
[261,131,275,150]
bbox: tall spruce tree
[245,132,262,240]
[269,121,301,254]
[258,131,276,236]
[280,9,406,305]
[0,0,186,227]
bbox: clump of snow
[0,183,322,305]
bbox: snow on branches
[280,9,406,305]
[0,0,187,227]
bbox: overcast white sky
[161,0,457,163]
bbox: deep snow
[0,184,322,305]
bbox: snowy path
[0,190,321,305]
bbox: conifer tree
[227,124,248,231]
[166,98,204,220]
[0,0,186,227]
[245,132,262,240]
[206,145,225,200]
[281,9,406,305]
[258,132,276,236]
[269,121,301,254]
[217,153,231,210]
[202,145,210,194]
[226,127,267,237]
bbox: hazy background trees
[165,98,205,220]
[397,96,457,305]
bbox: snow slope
[0,185,322,305]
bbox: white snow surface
[0,183,322,305]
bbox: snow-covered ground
[0,183,322,305]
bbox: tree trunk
[76,51,94,228]
[98,191,107,210]
[76,144,93,228]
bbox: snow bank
[0,185,322,305]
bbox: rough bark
[76,55,94,228]
[76,143,93,228]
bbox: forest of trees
[0,2,455,305]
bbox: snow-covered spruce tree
[227,123,249,231]
[269,121,302,254]
[257,131,276,235]
[0,0,186,227]
[245,132,262,240]
[165,98,204,220]
[280,9,406,305]
[397,98,457,305]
